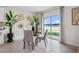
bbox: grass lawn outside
[48,32,60,36]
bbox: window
[44,16,60,36]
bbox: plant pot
[7,33,13,43]
[32,27,34,32]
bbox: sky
[44,16,60,24]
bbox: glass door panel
[43,16,60,40]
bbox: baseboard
[78,48,79,53]
[60,41,79,48]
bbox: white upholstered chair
[23,30,34,50]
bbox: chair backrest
[24,30,33,42]
[43,29,48,39]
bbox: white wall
[43,8,60,17]
[62,6,79,47]
[0,7,4,22]
[0,7,5,44]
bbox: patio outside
[44,16,60,40]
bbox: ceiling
[3,6,60,13]
[18,6,56,12]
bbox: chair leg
[44,39,47,47]
[32,42,34,50]
[28,41,30,45]
[38,39,41,42]
[35,39,38,45]
[45,39,48,43]
[23,41,26,49]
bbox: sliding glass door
[43,16,60,40]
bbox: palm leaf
[6,13,11,21]
[9,10,13,18]
[12,15,17,21]
[5,22,10,26]
[33,16,40,25]
[13,15,17,19]
[36,17,39,22]
[33,16,35,21]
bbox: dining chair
[23,30,34,50]
[35,29,48,47]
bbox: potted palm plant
[31,16,40,35]
[5,10,17,42]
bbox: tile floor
[0,38,78,53]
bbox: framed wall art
[72,7,79,25]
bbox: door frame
[42,7,64,42]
